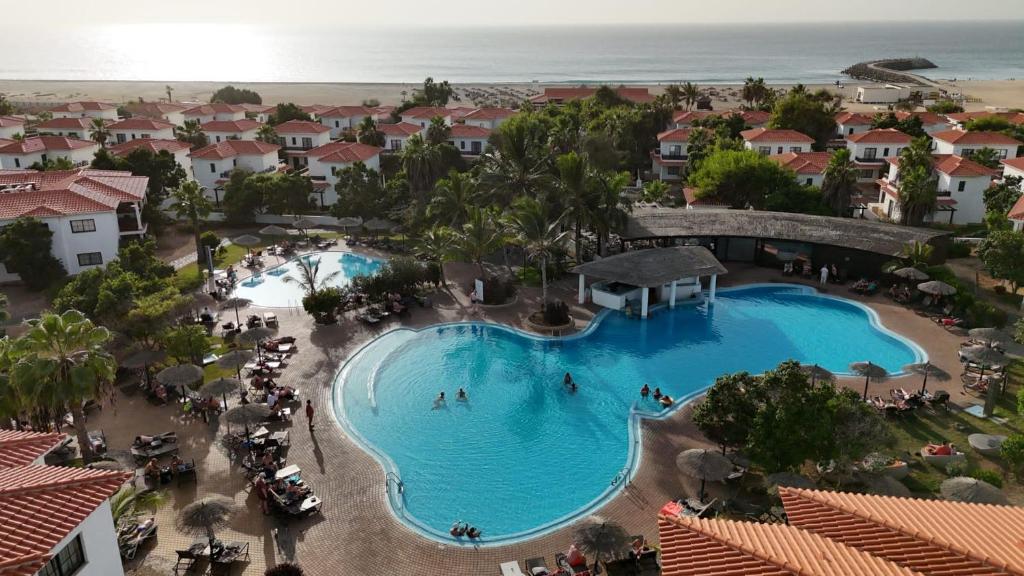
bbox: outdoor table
[251,426,270,439]
[276,464,301,481]
[244,360,282,371]
[270,431,290,447]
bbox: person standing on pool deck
[819,264,829,285]
[305,399,315,431]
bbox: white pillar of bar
[709,274,718,303]
[669,280,677,309]
[641,287,650,318]
[577,274,586,304]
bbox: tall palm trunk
[192,217,204,267]
[575,217,583,262]
[540,256,548,307]
[70,404,93,462]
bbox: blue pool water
[233,251,384,307]
[333,284,924,545]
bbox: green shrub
[968,468,1004,488]
[945,461,968,477]
[1001,434,1024,480]
[543,299,571,325]
[200,231,221,251]
[966,301,1007,328]
[948,241,973,259]
[302,287,343,324]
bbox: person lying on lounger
[924,442,954,456]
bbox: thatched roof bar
[572,246,727,287]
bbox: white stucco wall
[934,140,1019,160]
[206,128,259,143]
[111,127,175,142]
[939,172,990,224]
[53,109,119,121]
[37,499,123,576]
[0,145,98,169]
[745,141,809,155]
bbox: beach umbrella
[220,296,251,326]
[259,225,290,237]
[917,280,956,296]
[764,472,816,490]
[176,495,236,549]
[292,217,317,237]
[849,361,888,400]
[960,345,1007,416]
[968,327,1010,345]
[364,218,397,237]
[864,475,911,498]
[238,326,277,361]
[121,349,167,387]
[224,403,272,439]
[903,361,950,394]
[233,234,262,258]
[572,517,630,573]
[156,363,203,396]
[200,377,243,410]
[892,267,929,281]
[336,216,363,232]
[216,349,254,381]
[801,364,835,386]
[191,292,219,319]
[941,477,1009,505]
[676,449,734,501]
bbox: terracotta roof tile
[1009,194,1024,220]
[933,130,1023,146]
[300,104,335,116]
[401,106,451,119]
[672,110,720,125]
[846,129,913,144]
[450,124,490,138]
[190,140,279,160]
[107,117,175,131]
[305,141,381,164]
[781,488,1024,575]
[108,138,191,156]
[946,111,1024,126]
[836,112,875,125]
[463,107,516,121]
[47,101,115,113]
[273,120,331,134]
[183,103,246,117]
[0,168,148,218]
[770,151,833,175]
[378,122,422,137]
[34,118,97,131]
[318,106,374,118]
[0,135,98,154]
[1003,157,1024,172]
[658,128,692,142]
[0,465,130,576]
[124,102,189,118]
[893,111,947,125]
[933,154,997,177]
[741,128,815,143]
[0,431,64,469]
[0,116,26,128]
[199,119,262,132]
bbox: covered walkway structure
[572,246,727,319]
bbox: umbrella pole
[920,371,929,395]
[234,304,240,327]
[699,478,706,502]
[862,375,870,401]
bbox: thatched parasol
[224,404,272,438]
[176,495,236,549]
[849,361,888,400]
[363,218,397,234]
[892,267,929,281]
[572,517,631,573]
[864,475,911,497]
[238,326,277,360]
[960,345,1008,416]
[917,280,956,296]
[220,297,251,326]
[259,225,290,237]
[216,349,254,381]
[903,361,950,394]
[801,364,835,386]
[121,349,167,386]
[292,217,317,237]
[233,234,262,248]
[764,472,816,490]
[941,477,1009,505]
[156,363,203,396]
[200,377,243,410]
[336,216,363,231]
[968,327,1010,345]
[676,449,734,501]
[192,291,218,311]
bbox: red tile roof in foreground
[0,465,130,576]
[463,107,517,121]
[1009,194,1024,220]
[0,168,148,219]
[35,117,98,131]
[683,187,729,207]
[836,111,875,125]
[273,120,331,134]
[657,128,691,142]
[846,128,913,144]
[0,135,98,154]
[946,111,1024,126]
[933,130,1023,146]
[893,111,947,125]
[400,106,452,119]
[658,504,918,576]
[199,119,262,132]
[1004,157,1024,172]
[378,122,422,137]
[107,117,175,131]
[124,102,189,118]
[317,105,374,118]
[0,431,63,469]
[450,124,491,138]
[108,138,191,156]
[672,110,720,125]
[781,487,1024,576]
[741,127,815,143]
[889,154,996,178]
[190,139,279,160]
[304,141,381,164]
[770,151,833,175]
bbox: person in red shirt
[305,399,315,431]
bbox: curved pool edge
[328,282,928,547]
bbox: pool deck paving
[108,257,970,576]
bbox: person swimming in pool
[570,380,577,393]
[653,387,662,400]
[433,391,446,409]
[456,387,467,401]
[563,372,573,386]
[640,384,650,398]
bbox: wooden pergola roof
[572,246,727,287]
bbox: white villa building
[274,120,332,169]
[742,128,814,155]
[651,128,690,181]
[846,128,912,182]
[190,140,281,205]
[769,151,832,187]
[449,124,490,157]
[834,112,874,138]
[379,123,424,153]
[107,118,176,143]
[47,101,119,121]
[1003,157,1024,182]
[318,106,376,138]
[0,115,26,139]
[108,138,194,180]
[0,136,99,170]
[946,111,1024,130]
[200,119,262,142]
[34,117,99,140]
[894,111,950,135]
[932,130,1021,160]
[463,108,516,130]
[876,154,995,225]
[304,141,382,206]
[0,430,130,576]
[0,168,149,281]
[124,102,189,126]
[241,103,276,123]
[183,103,246,124]
[400,106,452,128]
[856,84,912,104]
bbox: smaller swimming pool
[232,251,384,307]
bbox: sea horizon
[0,21,1022,85]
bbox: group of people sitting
[887,284,913,303]
[640,383,674,407]
[449,521,482,539]
[143,454,192,484]
[850,278,879,295]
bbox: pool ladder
[385,472,405,495]
[611,467,630,487]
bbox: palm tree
[282,257,340,297]
[454,207,505,279]
[176,119,208,149]
[590,171,632,257]
[641,180,671,204]
[414,225,456,290]
[165,85,174,103]
[896,137,939,226]
[682,82,700,111]
[899,241,934,268]
[89,118,110,147]
[256,124,278,144]
[821,148,858,217]
[12,310,115,462]
[427,170,478,226]
[664,84,683,109]
[110,484,165,526]
[401,134,442,206]
[425,116,451,146]
[356,116,384,147]
[507,196,569,307]
[169,181,213,266]
[556,151,597,261]
[479,120,554,204]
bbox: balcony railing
[653,150,688,160]
[854,155,883,163]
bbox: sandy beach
[1,78,1021,112]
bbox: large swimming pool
[232,251,383,307]
[333,284,924,545]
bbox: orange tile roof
[401,106,451,119]
[378,122,422,137]
[300,104,335,116]
[846,128,913,144]
[273,120,331,134]
[304,141,381,163]
[0,116,26,128]
[47,101,115,113]
[107,117,175,131]
[946,111,1024,126]
[893,111,947,125]
[124,101,189,118]
[770,151,833,175]
[0,465,130,576]
[190,139,279,159]
[0,431,64,469]
[0,135,98,154]
[933,130,1023,146]
[658,506,920,576]
[933,154,997,178]
[781,488,1024,575]
[672,110,720,125]
[836,112,875,126]
[34,117,98,131]
[108,138,191,156]
[741,128,815,143]
[1009,194,1024,220]
[182,103,246,117]
[450,124,491,138]
[1003,157,1024,172]
[658,128,691,142]
[683,187,729,207]
[199,119,262,132]
[463,107,516,121]
[316,105,373,118]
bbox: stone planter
[525,314,575,336]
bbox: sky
[20,0,1024,26]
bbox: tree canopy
[211,85,262,105]
[688,148,807,210]
[978,230,1024,294]
[768,90,839,150]
[0,218,66,290]
[268,103,311,125]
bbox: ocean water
[334,285,923,544]
[0,21,1021,83]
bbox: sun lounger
[525,557,550,576]
[263,312,278,327]
[920,446,966,466]
[501,561,528,576]
[88,429,107,454]
[119,518,157,560]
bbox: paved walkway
[110,259,969,575]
